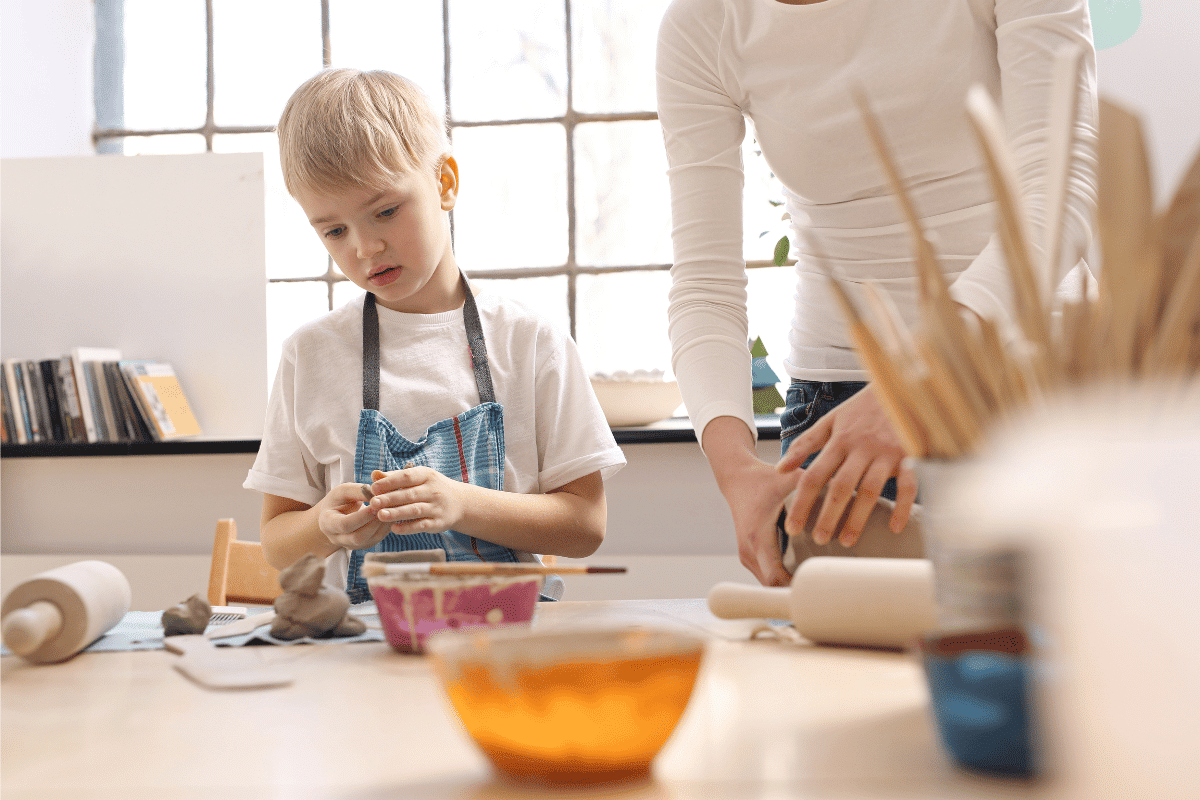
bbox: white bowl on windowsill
[589,375,683,428]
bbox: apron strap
[362,272,494,411]
[362,293,381,411]
[461,276,495,405]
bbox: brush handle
[361,562,625,578]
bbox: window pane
[744,135,791,263]
[266,281,332,384]
[473,275,569,335]
[213,132,329,280]
[449,0,566,121]
[118,134,207,155]
[123,0,207,129]
[451,124,568,269]
[328,0,447,114]
[575,271,673,376]
[212,0,323,127]
[747,265,795,397]
[572,0,671,114]
[575,120,671,266]
[333,280,364,311]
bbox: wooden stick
[1156,145,1200,321]
[825,274,930,457]
[1096,98,1159,375]
[965,86,1053,385]
[1043,43,1087,297]
[362,562,627,579]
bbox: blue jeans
[776,380,898,556]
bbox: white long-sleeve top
[657,0,1098,441]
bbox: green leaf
[773,235,790,266]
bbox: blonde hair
[277,68,450,197]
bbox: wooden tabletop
[1,598,1043,800]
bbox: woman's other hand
[776,385,917,547]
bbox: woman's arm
[950,0,1099,321]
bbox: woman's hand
[776,385,917,547]
[702,417,797,587]
[316,482,391,551]
[366,467,468,536]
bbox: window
[94,0,792,384]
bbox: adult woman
[657,0,1098,585]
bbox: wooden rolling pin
[708,557,937,649]
[1,560,131,663]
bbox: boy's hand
[366,467,467,535]
[316,482,391,550]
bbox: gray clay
[162,594,211,636]
[270,553,363,640]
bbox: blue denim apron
[345,278,560,603]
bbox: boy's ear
[438,156,459,211]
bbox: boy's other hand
[317,482,391,550]
[367,466,467,536]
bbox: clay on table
[162,594,211,636]
[270,553,366,640]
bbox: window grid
[92,0,780,339]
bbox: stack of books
[1,347,202,445]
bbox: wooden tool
[1,560,131,664]
[361,562,626,579]
[708,557,937,650]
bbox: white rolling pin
[708,557,937,649]
[1,560,132,663]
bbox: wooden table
[1,599,1042,799]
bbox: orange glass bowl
[425,626,707,784]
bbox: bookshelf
[1,153,268,446]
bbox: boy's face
[295,158,461,314]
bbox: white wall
[1094,1,1200,205]
[0,0,94,157]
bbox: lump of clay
[162,594,211,636]
[270,553,366,640]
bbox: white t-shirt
[244,291,627,591]
[657,0,1099,440]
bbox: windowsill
[0,417,783,457]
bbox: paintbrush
[361,562,627,578]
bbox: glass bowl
[426,625,706,784]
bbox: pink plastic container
[368,572,542,654]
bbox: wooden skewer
[1096,98,1159,376]
[824,274,930,457]
[965,86,1053,385]
[1043,43,1087,298]
[362,562,627,578]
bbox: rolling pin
[708,556,937,649]
[1,560,132,663]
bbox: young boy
[244,68,626,602]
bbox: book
[3,360,29,444]
[120,361,202,440]
[89,361,119,442]
[37,360,67,442]
[19,360,46,442]
[54,356,87,443]
[104,361,151,442]
[0,368,15,444]
[70,347,122,443]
